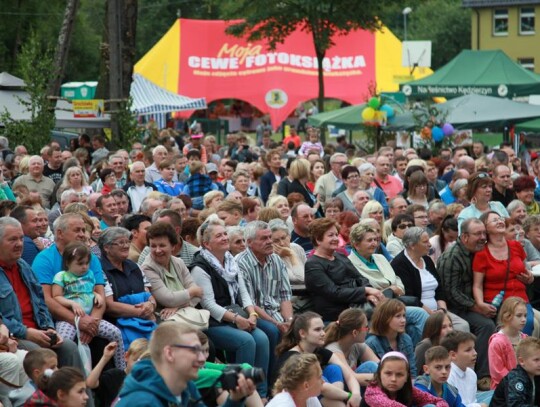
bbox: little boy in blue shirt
[414,346,465,407]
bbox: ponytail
[37,367,85,401]
[276,312,321,356]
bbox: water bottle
[492,290,505,308]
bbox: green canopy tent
[434,94,540,129]
[400,50,540,99]
[516,117,540,133]
[308,103,416,131]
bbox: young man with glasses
[116,322,255,406]
[407,204,430,230]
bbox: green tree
[0,34,55,154]
[223,0,398,142]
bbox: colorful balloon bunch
[421,121,455,142]
[361,97,395,125]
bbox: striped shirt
[235,248,292,322]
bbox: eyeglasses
[397,223,413,229]
[110,239,131,247]
[334,161,348,166]
[347,174,360,180]
[170,344,207,355]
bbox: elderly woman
[231,169,254,198]
[357,163,388,216]
[267,195,291,222]
[361,200,388,243]
[457,172,509,233]
[268,218,306,284]
[348,223,429,346]
[506,218,540,268]
[513,175,540,215]
[324,197,343,221]
[390,227,469,333]
[507,199,528,225]
[386,214,415,257]
[99,227,157,346]
[472,211,539,336]
[203,190,224,209]
[335,166,362,212]
[304,218,385,322]
[227,226,246,256]
[190,215,270,398]
[140,222,204,321]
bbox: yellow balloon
[362,107,375,121]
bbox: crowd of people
[1,127,540,407]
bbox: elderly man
[236,221,292,376]
[314,152,348,208]
[0,218,87,373]
[145,145,169,184]
[32,213,106,345]
[437,218,496,390]
[116,322,254,406]
[91,135,109,165]
[12,156,56,209]
[374,155,402,200]
[123,161,157,213]
[291,203,315,254]
[491,164,515,207]
[439,169,470,205]
[137,209,199,267]
[384,196,408,236]
[352,190,370,217]
[426,200,447,236]
[48,190,80,229]
[10,205,41,265]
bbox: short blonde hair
[149,322,198,363]
[288,158,310,181]
[203,190,224,208]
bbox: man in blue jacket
[116,322,256,407]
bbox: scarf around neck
[200,248,239,302]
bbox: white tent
[130,73,206,128]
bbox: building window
[518,57,535,71]
[493,9,509,35]
[520,8,535,35]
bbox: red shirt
[472,240,528,303]
[1,261,37,329]
[373,175,403,200]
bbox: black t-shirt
[43,165,63,184]
[95,368,126,407]
[291,231,313,254]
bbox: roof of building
[463,0,540,8]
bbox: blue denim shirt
[365,332,417,377]
[0,259,54,338]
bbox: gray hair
[329,152,347,164]
[268,218,289,234]
[98,227,131,252]
[428,200,446,214]
[244,221,269,241]
[197,214,225,244]
[523,215,540,234]
[60,190,80,204]
[227,226,244,239]
[28,155,44,165]
[108,154,124,164]
[53,213,83,234]
[0,136,9,150]
[0,217,21,241]
[152,145,167,156]
[358,163,376,174]
[452,179,468,196]
[461,218,484,234]
[507,199,526,215]
[402,226,427,249]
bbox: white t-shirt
[267,391,322,407]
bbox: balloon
[368,97,380,109]
[442,123,454,136]
[421,127,432,140]
[380,104,395,118]
[432,126,444,142]
[362,107,376,121]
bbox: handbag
[382,287,421,307]
[224,304,249,319]
[75,316,92,376]
[167,307,210,330]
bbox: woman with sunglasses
[457,172,509,234]
[429,215,459,264]
[472,211,539,336]
[386,214,415,258]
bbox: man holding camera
[0,218,87,373]
[116,322,256,407]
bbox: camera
[47,332,58,346]
[220,365,265,390]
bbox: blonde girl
[488,296,529,389]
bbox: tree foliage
[1,34,55,154]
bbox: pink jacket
[488,331,527,389]
[364,384,448,407]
